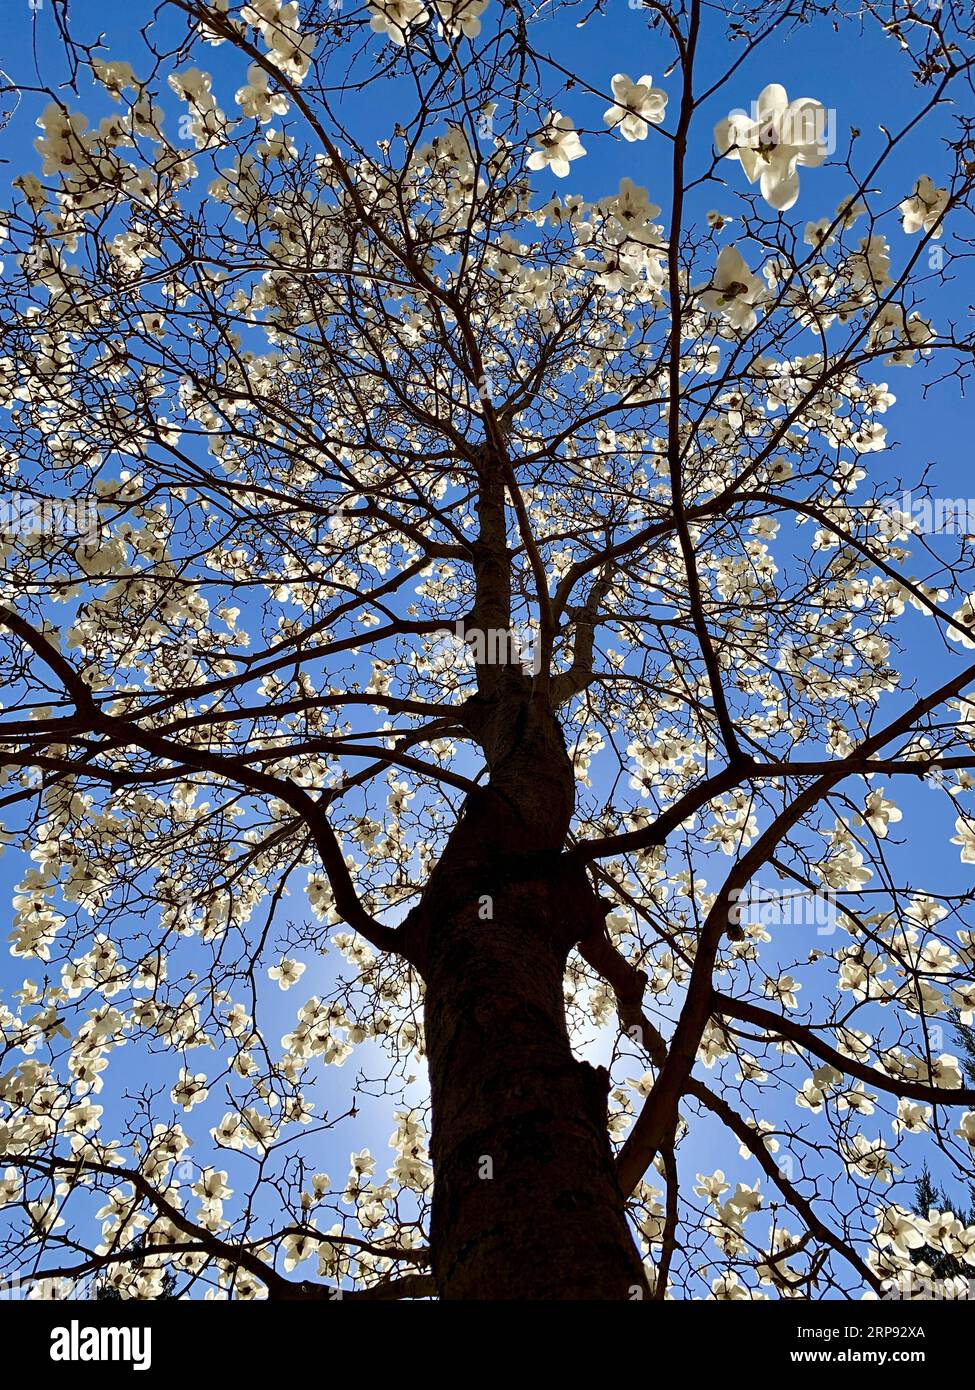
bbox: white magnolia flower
[700,245,765,333]
[694,1170,730,1202]
[599,175,662,232]
[956,1112,975,1147]
[171,1067,209,1110]
[861,788,902,838]
[764,974,800,1010]
[804,216,834,250]
[434,0,488,38]
[950,598,975,650]
[875,1205,926,1255]
[527,112,586,178]
[711,1271,752,1299]
[715,83,828,211]
[950,981,975,1024]
[846,234,893,294]
[0,1168,22,1206]
[235,64,289,122]
[722,1181,763,1219]
[241,1,315,83]
[850,421,887,454]
[893,1098,931,1134]
[925,1208,964,1255]
[928,1054,964,1089]
[603,73,667,142]
[167,67,214,107]
[283,1226,318,1270]
[29,1198,65,1235]
[369,0,429,46]
[92,60,139,101]
[865,382,896,412]
[869,304,936,364]
[836,196,867,228]
[952,815,975,862]
[192,1168,233,1201]
[899,175,949,238]
[842,1134,898,1184]
[269,957,306,990]
[817,819,874,892]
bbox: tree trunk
[415,687,649,1299]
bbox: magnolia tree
[1,0,975,1302]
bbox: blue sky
[1,0,974,1298]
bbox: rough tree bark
[407,675,649,1298]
